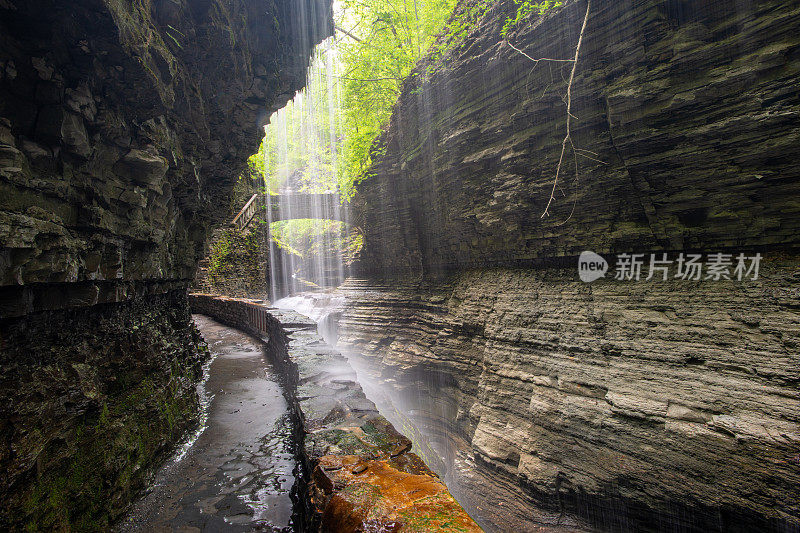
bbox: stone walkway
[117,315,296,532]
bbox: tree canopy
[335,0,459,196]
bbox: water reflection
[117,315,296,533]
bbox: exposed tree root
[541,0,591,220]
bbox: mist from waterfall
[262,36,349,301]
[257,3,491,528]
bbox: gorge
[1,0,799,532]
[335,0,800,530]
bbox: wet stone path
[117,315,296,533]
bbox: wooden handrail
[231,193,263,231]
[232,192,347,230]
[231,194,259,226]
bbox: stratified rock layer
[356,0,800,275]
[338,260,800,531]
[0,291,208,530]
[0,0,332,528]
[348,0,800,529]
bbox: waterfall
[262,36,349,301]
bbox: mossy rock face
[192,174,271,299]
[205,227,267,297]
[0,291,209,531]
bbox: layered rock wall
[356,0,800,276]
[346,0,800,530]
[0,290,208,530]
[0,0,332,527]
[338,265,800,531]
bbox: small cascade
[272,290,345,345]
[262,37,350,301]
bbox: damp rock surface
[0,1,331,527]
[117,314,296,533]
[336,263,800,532]
[188,295,482,532]
[0,291,207,531]
[345,0,800,530]
[275,313,481,533]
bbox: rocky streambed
[187,294,480,531]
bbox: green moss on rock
[0,291,209,531]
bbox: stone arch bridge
[232,193,344,231]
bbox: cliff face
[0,0,330,316]
[338,265,800,531]
[356,0,800,276]
[344,0,800,530]
[0,0,331,528]
[0,290,207,530]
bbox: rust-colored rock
[316,456,482,533]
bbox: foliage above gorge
[243,0,564,266]
[247,1,461,202]
[335,0,459,195]
[501,1,563,37]
[247,0,568,201]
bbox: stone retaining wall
[188,293,480,532]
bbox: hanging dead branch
[503,40,575,67]
[335,24,363,42]
[504,1,593,222]
[540,0,591,219]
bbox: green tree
[249,0,465,269]
[335,0,458,197]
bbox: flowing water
[256,21,582,532]
[117,315,296,533]
[263,36,350,300]
[257,30,516,530]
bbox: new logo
[578,251,608,283]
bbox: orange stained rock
[315,455,482,532]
